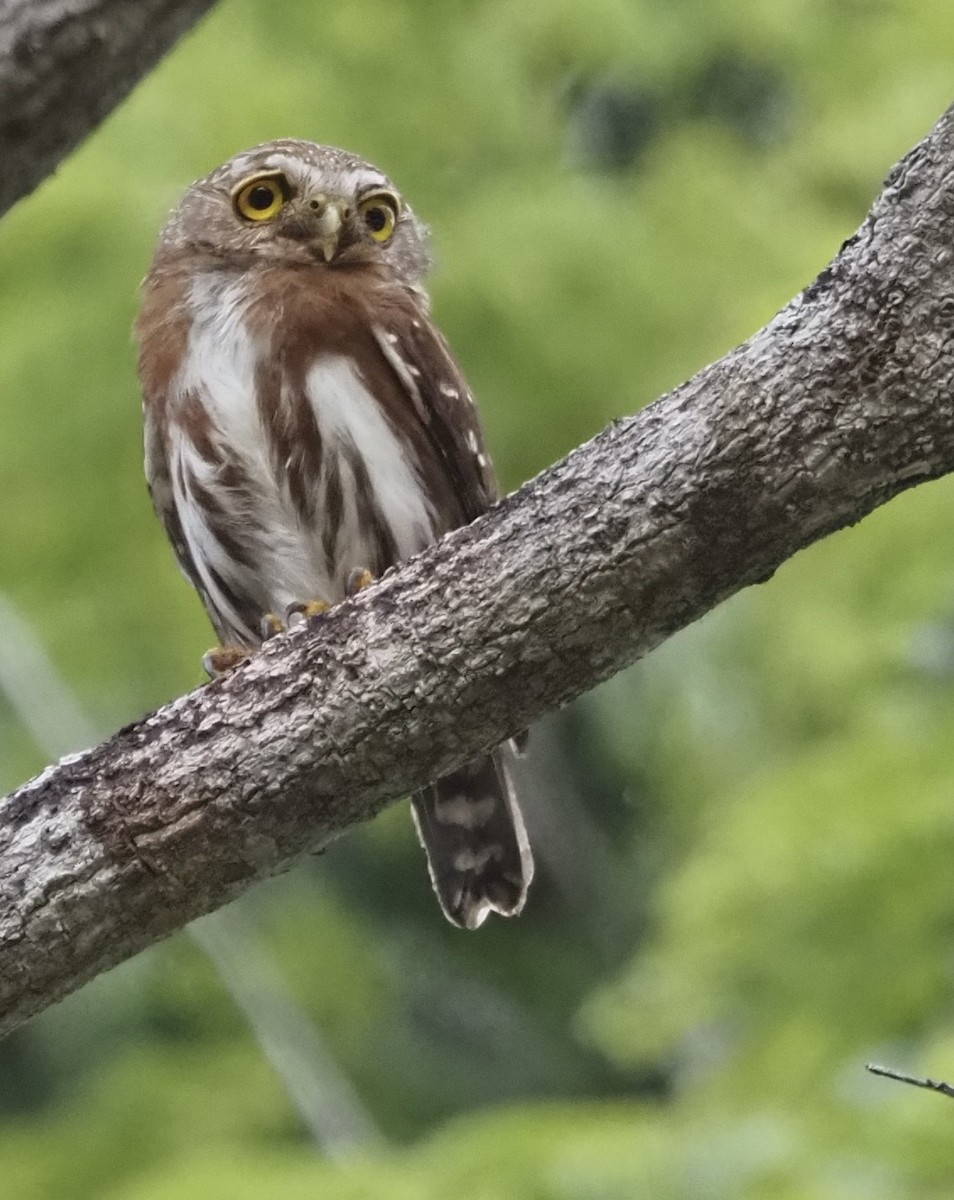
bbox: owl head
[153,139,430,285]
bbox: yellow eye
[233,173,288,222]
[358,193,399,243]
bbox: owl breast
[157,269,438,644]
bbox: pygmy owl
[136,140,533,928]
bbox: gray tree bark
[3,102,954,1037]
[0,0,218,216]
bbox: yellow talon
[284,598,331,628]
[346,567,374,596]
[202,645,249,678]
[260,612,285,640]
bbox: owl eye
[233,173,289,222]
[358,193,399,243]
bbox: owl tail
[411,751,534,929]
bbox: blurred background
[2,0,954,1196]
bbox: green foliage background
[3,0,954,1195]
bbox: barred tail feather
[411,751,534,929]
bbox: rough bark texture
[0,0,218,216]
[4,106,954,1037]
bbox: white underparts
[305,355,436,567]
[168,272,436,636]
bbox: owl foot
[258,599,332,640]
[260,583,362,642]
[284,598,332,629]
[346,567,374,595]
[260,612,285,640]
[202,645,249,678]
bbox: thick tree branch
[0,0,218,216]
[4,105,954,1038]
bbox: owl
[135,140,533,929]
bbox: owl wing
[368,302,533,928]
[143,394,220,622]
[370,307,500,528]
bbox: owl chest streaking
[136,140,533,929]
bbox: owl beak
[309,198,346,263]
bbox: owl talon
[260,612,285,640]
[346,567,374,596]
[202,645,249,678]
[283,598,331,629]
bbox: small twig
[866,1062,954,1100]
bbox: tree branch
[867,1063,954,1101]
[4,104,954,1038]
[0,0,218,217]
